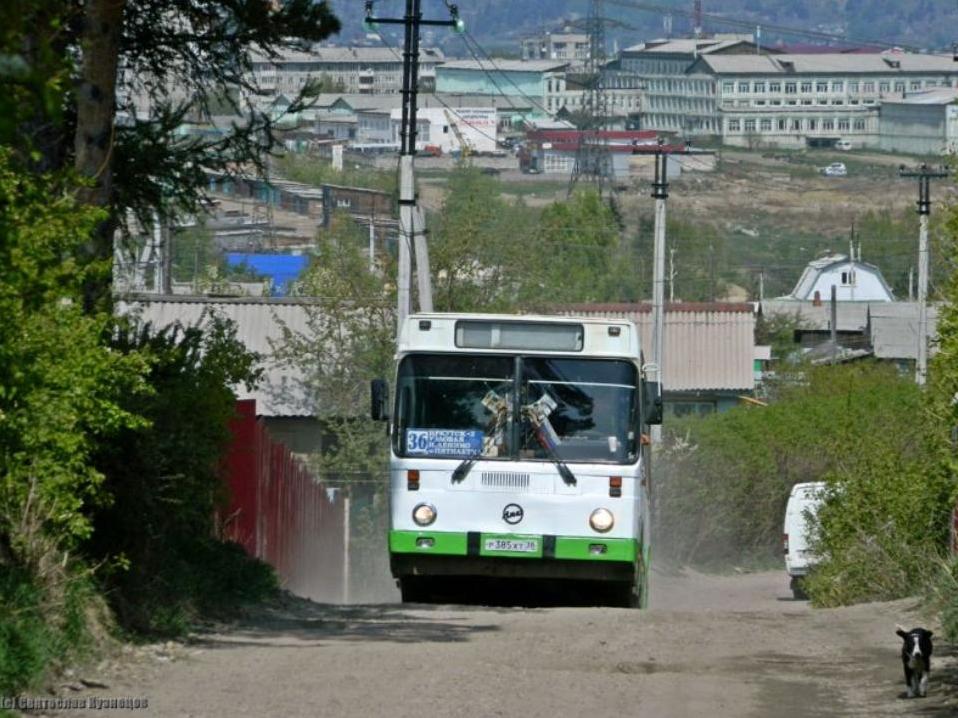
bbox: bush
[656,362,947,591]
[87,316,273,635]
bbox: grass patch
[104,539,278,637]
[0,565,102,698]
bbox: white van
[783,481,826,599]
[835,139,852,151]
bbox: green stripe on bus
[553,537,637,562]
[389,530,638,563]
[389,530,468,555]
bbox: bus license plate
[484,538,538,553]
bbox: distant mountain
[325,0,958,54]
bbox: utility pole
[650,144,668,443]
[364,1,463,329]
[668,247,676,302]
[899,163,949,386]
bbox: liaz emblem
[502,503,524,525]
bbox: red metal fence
[220,400,346,603]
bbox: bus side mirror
[645,381,663,426]
[371,378,389,421]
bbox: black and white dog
[896,625,933,698]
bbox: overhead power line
[601,0,926,53]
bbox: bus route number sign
[406,429,483,457]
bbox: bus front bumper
[389,530,638,581]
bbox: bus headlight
[589,508,614,533]
[412,503,437,526]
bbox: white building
[355,106,498,154]
[879,87,958,155]
[521,31,590,64]
[247,46,445,98]
[627,43,958,148]
[620,35,764,133]
[788,253,895,302]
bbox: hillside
[328,0,958,53]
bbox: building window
[755,99,766,106]
[744,119,756,132]
[728,119,741,132]
[816,81,828,92]
[808,119,818,130]
[777,118,787,130]
[853,119,865,130]
[895,81,905,92]
[802,99,813,105]
[785,82,797,94]
[817,97,828,105]
[791,118,802,131]
[880,81,890,92]
[832,81,844,92]
[832,99,844,105]
[723,81,734,93]
[739,81,750,92]
[863,81,875,92]
[849,81,859,93]
[760,118,772,131]
[838,118,850,131]
[801,81,813,93]
[769,81,782,92]
[786,99,798,105]
[910,80,921,90]
[754,81,766,93]
[823,119,834,130]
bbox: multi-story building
[621,34,958,148]
[620,35,772,135]
[521,31,590,64]
[436,59,568,119]
[435,59,643,124]
[695,53,958,148]
[247,46,445,97]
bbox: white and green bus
[371,314,661,607]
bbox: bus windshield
[394,354,638,464]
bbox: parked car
[784,481,826,599]
[822,162,847,177]
[835,139,853,151]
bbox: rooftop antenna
[693,0,703,38]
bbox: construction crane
[443,108,475,157]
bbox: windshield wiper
[540,442,577,486]
[451,453,480,484]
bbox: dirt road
[53,568,956,718]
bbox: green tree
[274,214,396,480]
[429,166,632,312]
[3,0,341,307]
[0,151,149,692]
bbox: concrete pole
[413,206,433,311]
[398,156,414,326]
[342,493,351,605]
[830,284,838,364]
[369,212,376,273]
[651,150,668,444]
[917,211,929,386]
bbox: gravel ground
[34,567,956,718]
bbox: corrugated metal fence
[220,399,346,603]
